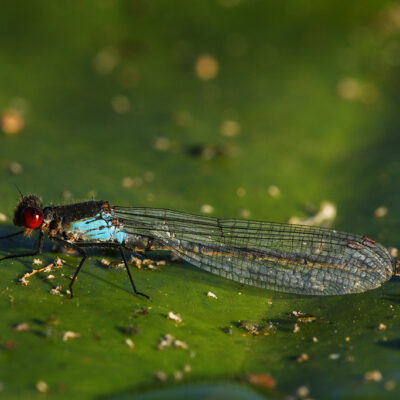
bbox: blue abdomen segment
[69,213,126,244]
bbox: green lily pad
[1,1,400,399]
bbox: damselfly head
[13,194,43,229]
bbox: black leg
[50,237,87,298]
[0,231,44,262]
[0,230,24,240]
[119,246,150,299]
[50,238,149,299]
[69,253,87,298]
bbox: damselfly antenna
[15,184,24,200]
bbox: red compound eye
[22,207,43,229]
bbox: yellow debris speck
[167,311,182,323]
[152,136,171,152]
[121,177,142,188]
[374,206,388,218]
[157,333,175,350]
[19,277,29,286]
[378,323,387,331]
[296,353,309,363]
[50,286,63,296]
[173,371,183,381]
[337,78,378,104]
[53,258,65,267]
[36,381,49,393]
[296,385,309,398]
[1,109,24,135]
[194,54,219,80]
[200,204,214,214]
[154,370,167,382]
[62,331,80,341]
[13,322,30,332]
[289,201,336,227]
[111,94,130,114]
[384,380,396,391]
[239,209,251,218]
[93,46,120,74]
[267,185,281,198]
[389,247,398,258]
[236,187,246,197]
[8,161,23,175]
[174,340,188,350]
[364,370,382,382]
[220,120,241,137]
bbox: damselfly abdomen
[0,194,397,297]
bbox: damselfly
[0,194,397,297]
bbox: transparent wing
[114,207,394,295]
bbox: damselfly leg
[50,237,150,299]
[0,230,24,240]
[0,231,44,262]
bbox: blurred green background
[1,1,400,399]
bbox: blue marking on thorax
[69,213,126,244]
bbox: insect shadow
[0,227,141,296]
[377,339,400,350]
